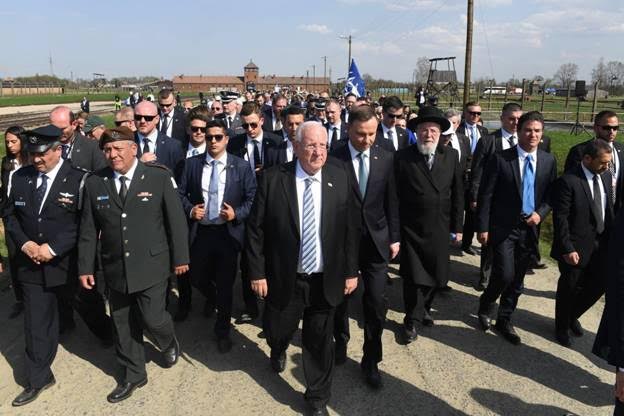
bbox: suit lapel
[40,162,71,214]
[280,164,300,238]
[222,159,236,202]
[336,145,362,201]
[535,150,549,202]
[123,162,147,208]
[104,168,123,209]
[414,148,438,191]
[320,165,336,250]
[509,148,522,199]
[577,166,601,223]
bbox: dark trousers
[615,398,624,416]
[461,200,476,249]
[190,224,239,337]
[109,279,175,383]
[177,271,195,311]
[22,282,59,388]
[555,241,606,333]
[57,280,112,341]
[264,274,335,408]
[4,227,23,303]
[239,250,259,315]
[480,243,493,283]
[479,226,534,320]
[334,235,388,364]
[403,277,437,326]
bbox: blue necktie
[522,154,535,215]
[207,160,220,221]
[358,152,368,197]
[470,126,478,153]
[301,178,317,274]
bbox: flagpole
[339,35,353,77]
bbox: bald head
[49,105,76,143]
[134,101,160,136]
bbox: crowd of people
[1,88,623,415]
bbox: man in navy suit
[178,120,256,352]
[265,105,306,167]
[5,125,87,406]
[134,101,185,178]
[262,94,287,133]
[157,88,188,143]
[476,111,557,345]
[375,96,410,152]
[325,100,348,151]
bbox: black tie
[61,144,70,160]
[331,127,338,146]
[160,114,169,134]
[508,135,516,148]
[593,174,604,234]
[35,174,48,212]
[119,176,128,203]
[227,116,233,128]
[143,138,150,154]
[608,151,617,204]
[252,140,262,167]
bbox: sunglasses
[134,114,157,122]
[469,111,482,116]
[206,134,225,142]
[601,125,619,131]
[242,122,259,130]
[385,113,403,119]
[190,126,207,133]
[159,102,174,108]
[114,120,133,126]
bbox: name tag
[14,201,26,206]
[97,195,109,201]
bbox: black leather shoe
[462,246,477,256]
[403,324,418,344]
[532,261,547,270]
[308,405,329,416]
[203,301,215,318]
[217,337,232,353]
[556,330,573,347]
[270,351,286,373]
[335,343,347,365]
[361,361,382,389]
[525,268,535,275]
[8,302,24,319]
[570,319,584,337]
[12,376,55,406]
[476,276,489,292]
[494,320,521,345]
[174,307,190,322]
[478,313,491,331]
[162,337,180,367]
[106,378,147,403]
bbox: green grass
[0,93,121,108]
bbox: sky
[1,0,622,84]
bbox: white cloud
[298,24,332,34]
[351,40,403,55]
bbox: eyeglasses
[601,125,619,131]
[385,113,403,119]
[242,122,259,130]
[114,120,133,126]
[159,102,174,108]
[134,114,157,122]
[190,126,207,133]
[469,111,482,116]
[206,134,225,142]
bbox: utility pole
[339,35,353,76]
[312,64,316,80]
[463,0,474,105]
[49,51,54,77]
[321,56,327,80]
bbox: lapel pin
[141,174,145,180]
[328,182,333,187]
[63,178,67,182]
[374,156,378,160]
[104,177,108,181]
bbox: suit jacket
[160,107,188,143]
[244,161,360,310]
[564,138,624,213]
[457,122,489,153]
[324,122,348,151]
[135,131,185,178]
[226,132,281,167]
[477,146,557,247]
[264,140,296,168]
[262,108,280,133]
[177,152,256,250]
[375,125,409,152]
[220,112,244,136]
[443,132,471,180]
[550,165,614,267]
[78,161,190,293]
[330,143,400,261]
[5,162,84,287]
[68,132,108,172]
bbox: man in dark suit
[134,100,185,178]
[341,93,357,124]
[5,125,86,406]
[551,139,614,347]
[245,121,360,416]
[177,120,256,352]
[157,88,188,144]
[262,94,287,133]
[220,91,245,136]
[330,105,399,388]
[442,108,471,178]
[264,105,305,167]
[375,96,410,152]
[476,111,557,345]
[397,107,464,342]
[325,99,348,151]
[564,110,622,213]
[457,101,489,256]
[469,102,523,290]
[78,127,190,403]
[227,101,280,321]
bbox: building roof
[172,75,244,84]
[254,76,329,85]
[244,60,259,70]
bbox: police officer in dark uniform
[5,125,87,406]
[77,127,190,403]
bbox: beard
[416,138,439,156]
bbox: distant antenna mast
[49,51,54,76]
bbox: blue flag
[344,58,365,97]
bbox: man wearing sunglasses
[115,107,137,132]
[564,110,622,213]
[158,89,188,143]
[265,105,306,167]
[134,101,185,178]
[177,120,256,352]
[375,96,409,152]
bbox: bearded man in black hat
[395,107,464,343]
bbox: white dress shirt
[159,108,176,138]
[186,142,206,158]
[327,123,342,147]
[245,132,264,170]
[201,152,227,225]
[348,141,370,183]
[137,128,159,154]
[448,133,462,162]
[581,163,607,220]
[7,159,22,196]
[295,161,323,273]
[113,158,138,193]
[382,123,398,150]
[36,158,65,213]
[501,128,517,150]
[285,140,294,162]
[517,146,537,181]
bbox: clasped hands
[22,241,54,264]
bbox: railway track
[0,108,112,132]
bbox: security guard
[5,125,87,406]
[77,127,190,403]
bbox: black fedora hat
[407,106,451,133]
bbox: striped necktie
[301,178,317,274]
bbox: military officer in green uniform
[77,126,189,403]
